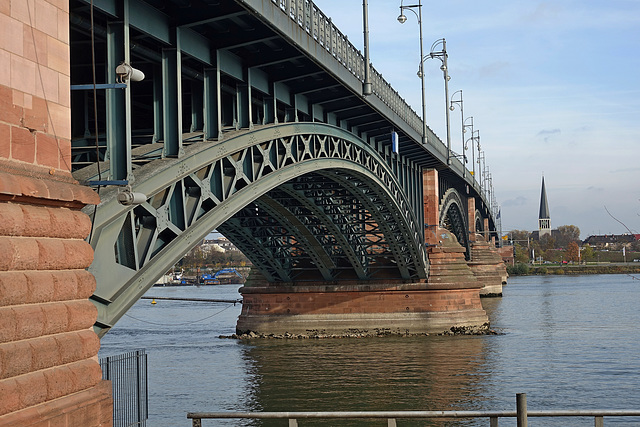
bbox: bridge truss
[69,0,498,335]
[87,124,428,335]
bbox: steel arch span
[86,122,428,336]
[439,188,470,259]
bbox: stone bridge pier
[466,198,507,297]
[237,169,495,336]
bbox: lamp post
[424,38,451,164]
[463,117,476,179]
[477,149,485,195]
[362,0,372,96]
[449,89,465,176]
[397,0,426,146]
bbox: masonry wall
[0,0,111,425]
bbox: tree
[581,245,595,262]
[566,241,580,262]
[556,225,581,249]
[510,229,531,244]
[514,244,530,263]
[540,234,556,251]
[544,249,562,263]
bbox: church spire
[538,176,551,236]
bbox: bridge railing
[274,0,430,145]
[187,409,640,426]
[100,349,148,427]
[271,1,486,209]
[188,391,640,426]
[187,393,639,426]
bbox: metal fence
[187,394,640,426]
[100,349,148,427]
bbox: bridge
[69,0,506,337]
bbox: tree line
[508,225,640,264]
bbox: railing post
[490,415,498,427]
[594,416,604,427]
[288,419,298,427]
[192,418,201,427]
[516,393,528,427]
[388,418,397,427]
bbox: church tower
[538,176,551,237]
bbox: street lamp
[463,117,477,179]
[449,89,466,176]
[397,0,426,146]
[424,38,452,164]
[362,0,372,96]
[477,149,485,195]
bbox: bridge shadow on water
[239,334,494,427]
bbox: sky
[312,0,640,239]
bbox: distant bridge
[69,0,501,336]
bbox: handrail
[265,0,490,209]
[188,393,640,426]
[187,409,640,425]
[270,0,427,143]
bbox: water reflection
[241,335,491,426]
[98,276,640,427]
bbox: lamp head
[397,14,407,24]
[115,62,145,83]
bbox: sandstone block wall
[1,0,112,425]
[0,174,111,426]
[0,0,72,171]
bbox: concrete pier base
[238,283,488,336]
[468,236,508,297]
[238,228,489,336]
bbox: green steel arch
[87,122,428,337]
[439,188,470,259]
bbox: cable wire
[123,303,236,326]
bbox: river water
[99,274,640,426]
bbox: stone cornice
[0,160,99,208]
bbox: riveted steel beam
[87,122,427,336]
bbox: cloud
[502,196,528,207]
[609,167,640,174]
[523,2,562,24]
[536,128,561,142]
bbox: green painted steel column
[122,0,133,181]
[246,69,255,129]
[263,97,275,124]
[105,22,126,180]
[236,83,249,129]
[191,80,203,133]
[152,66,163,143]
[203,68,221,140]
[162,46,183,157]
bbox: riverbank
[507,263,640,276]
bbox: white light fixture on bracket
[117,186,147,206]
[115,62,145,84]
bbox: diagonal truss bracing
[87,123,427,336]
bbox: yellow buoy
[151,299,157,305]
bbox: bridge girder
[70,0,501,336]
[86,123,427,336]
